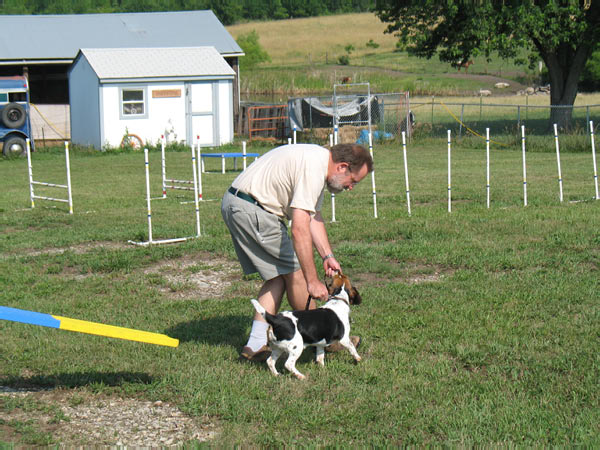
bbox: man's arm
[309,211,341,277]
[290,208,328,300]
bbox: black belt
[228,186,262,207]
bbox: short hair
[330,143,373,173]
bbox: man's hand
[323,256,341,278]
[307,279,328,301]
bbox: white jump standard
[159,136,203,201]
[27,139,73,214]
[128,147,201,246]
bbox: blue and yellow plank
[0,306,179,348]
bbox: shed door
[186,82,219,147]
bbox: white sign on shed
[68,46,235,149]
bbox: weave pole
[553,124,564,202]
[447,130,452,213]
[521,125,528,207]
[590,121,599,200]
[293,125,297,144]
[242,141,248,170]
[486,128,491,209]
[26,139,74,214]
[331,125,338,222]
[191,145,201,237]
[401,131,411,216]
[368,131,378,218]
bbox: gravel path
[0,387,218,446]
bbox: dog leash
[304,295,314,311]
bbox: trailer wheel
[1,103,26,129]
[2,136,26,157]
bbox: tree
[236,30,271,70]
[373,0,600,129]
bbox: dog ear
[350,287,362,305]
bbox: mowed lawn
[1,137,599,446]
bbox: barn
[0,10,243,142]
[69,47,235,149]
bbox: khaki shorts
[221,190,300,280]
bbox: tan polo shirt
[231,144,329,220]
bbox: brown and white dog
[250,273,362,380]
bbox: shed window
[121,88,146,116]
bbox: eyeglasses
[345,167,360,189]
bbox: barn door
[186,82,219,147]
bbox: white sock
[246,320,270,352]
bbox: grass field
[1,137,599,445]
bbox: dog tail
[250,299,266,318]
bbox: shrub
[236,30,271,70]
[366,39,379,49]
[338,55,350,65]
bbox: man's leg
[283,269,316,311]
[243,275,286,358]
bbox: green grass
[1,138,599,445]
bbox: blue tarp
[356,129,393,145]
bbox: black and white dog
[250,273,362,380]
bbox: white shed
[68,46,236,149]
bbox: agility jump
[159,135,204,201]
[27,139,73,214]
[0,306,179,347]
[128,147,201,246]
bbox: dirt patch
[143,252,245,300]
[351,263,454,286]
[0,387,217,446]
[4,241,131,259]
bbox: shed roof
[0,10,243,64]
[76,47,235,81]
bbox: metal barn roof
[76,47,236,81]
[0,10,243,64]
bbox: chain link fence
[409,99,600,139]
[288,91,411,145]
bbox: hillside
[227,13,535,98]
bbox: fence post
[431,96,435,129]
[517,105,521,130]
